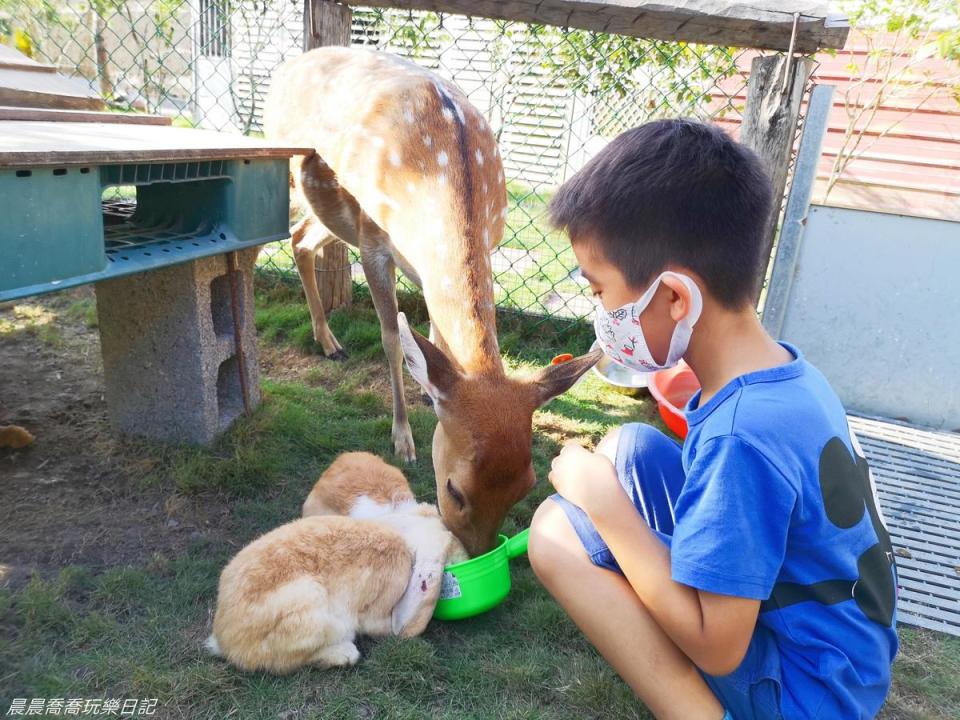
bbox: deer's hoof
[393,429,417,464]
[325,348,349,362]
[420,392,433,406]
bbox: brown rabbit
[206,507,464,674]
[302,451,415,520]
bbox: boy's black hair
[549,118,773,308]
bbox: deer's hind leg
[290,214,346,359]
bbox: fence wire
[3,1,791,320]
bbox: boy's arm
[549,443,760,676]
[593,493,759,676]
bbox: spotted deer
[264,47,599,555]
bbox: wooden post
[741,53,815,304]
[303,0,353,313]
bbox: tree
[824,0,960,200]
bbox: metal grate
[850,414,960,636]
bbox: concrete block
[95,248,261,444]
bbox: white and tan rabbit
[302,451,415,520]
[205,506,466,674]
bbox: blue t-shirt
[671,343,898,719]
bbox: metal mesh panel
[3,1,789,320]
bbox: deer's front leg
[291,214,346,360]
[360,244,416,463]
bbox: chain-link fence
[3,1,789,320]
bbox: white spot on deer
[369,188,398,211]
[442,107,454,122]
[497,169,504,183]
[501,206,509,219]
[389,150,402,167]
[403,107,415,124]
[437,151,449,167]
[441,276,454,293]
[482,182,488,194]
[423,135,432,148]
[370,135,385,148]
[482,229,489,246]
[475,149,484,166]
[406,181,416,193]
[453,103,465,124]
[437,174,448,186]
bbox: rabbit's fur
[302,451,415,520]
[207,454,467,674]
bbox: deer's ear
[530,349,603,408]
[397,312,459,404]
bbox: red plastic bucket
[648,362,701,439]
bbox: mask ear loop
[660,272,704,367]
[663,272,703,328]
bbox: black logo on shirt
[761,436,896,626]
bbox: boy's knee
[596,426,623,463]
[529,499,581,583]
[631,423,678,455]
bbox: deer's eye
[446,478,466,510]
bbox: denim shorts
[550,423,784,720]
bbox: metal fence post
[760,83,835,338]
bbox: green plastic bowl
[433,529,529,620]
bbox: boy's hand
[548,442,623,514]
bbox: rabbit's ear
[391,556,444,637]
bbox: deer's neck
[418,241,502,376]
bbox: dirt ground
[0,289,234,590]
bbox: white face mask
[593,271,703,373]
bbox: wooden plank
[741,54,814,303]
[346,1,848,52]
[0,44,58,73]
[0,67,105,112]
[0,106,171,125]
[0,121,314,167]
[305,0,353,313]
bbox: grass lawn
[2,284,959,719]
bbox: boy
[528,119,898,720]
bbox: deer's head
[398,313,600,556]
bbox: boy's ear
[661,272,703,324]
[530,349,602,408]
[397,312,459,405]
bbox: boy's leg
[530,500,724,720]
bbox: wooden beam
[345,1,849,52]
[304,0,353,313]
[0,106,171,125]
[0,121,312,167]
[740,54,814,303]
